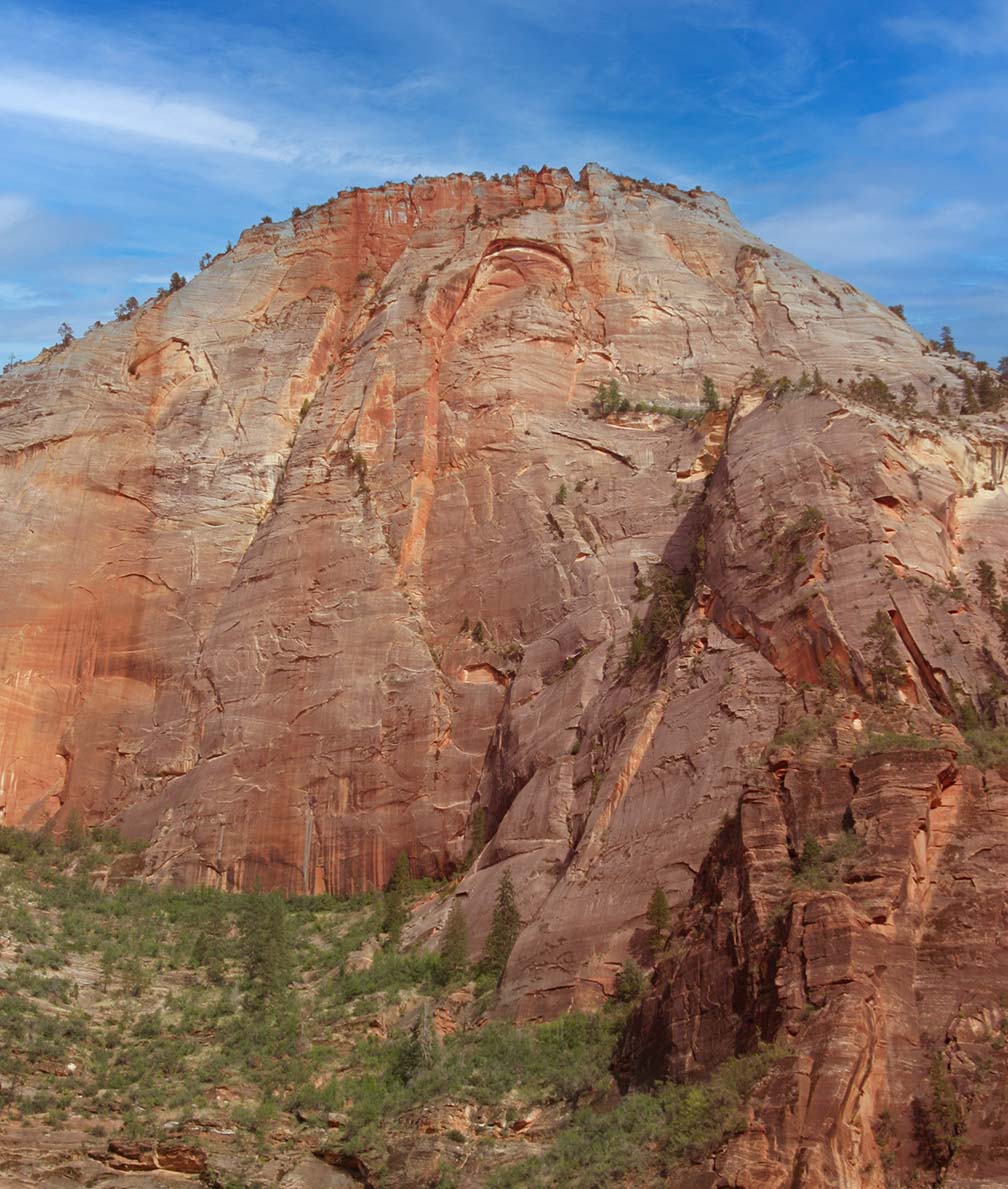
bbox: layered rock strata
[0,165,1004,1030]
[615,749,1008,1187]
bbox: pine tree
[645,885,670,955]
[591,380,622,419]
[480,870,521,979]
[998,597,1008,658]
[239,891,292,1008]
[940,326,956,355]
[977,560,998,608]
[393,1001,437,1082]
[702,376,719,411]
[646,885,670,933]
[382,851,412,938]
[438,900,469,978]
[865,610,904,702]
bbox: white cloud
[887,2,1008,56]
[0,195,33,235]
[0,69,291,160]
[0,281,46,309]
[859,83,1008,146]
[753,195,991,269]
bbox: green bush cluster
[0,822,784,1187]
[626,563,695,669]
[792,829,862,890]
[488,1044,786,1188]
[590,380,630,418]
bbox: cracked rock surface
[1,165,1005,1052]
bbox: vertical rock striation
[1,165,1006,1053]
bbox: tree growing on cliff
[865,610,904,702]
[438,900,469,980]
[702,375,719,412]
[591,380,626,418]
[480,870,521,979]
[912,1052,965,1176]
[940,325,956,355]
[615,958,646,1002]
[114,296,139,321]
[646,885,670,956]
[57,322,74,348]
[977,560,998,608]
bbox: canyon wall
[2,162,1007,1023]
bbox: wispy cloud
[0,281,46,309]
[0,69,290,159]
[887,1,1008,56]
[0,0,1004,364]
[754,193,995,269]
[0,195,33,235]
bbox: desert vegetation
[0,826,782,1186]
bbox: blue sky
[1,0,1005,365]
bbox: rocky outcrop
[615,748,1008,1187]
[1,164,1005,1029]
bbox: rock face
[615,750,1008,1188]
[2,161,1008,1071]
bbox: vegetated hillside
[0,826,781,1187]
[2,165,1008,1185]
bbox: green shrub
[614,959,646,1003]
[820,657,841,691]
[848,375,898,413]
[792,829,862,890]
[772,717,823,752]
[488,1044,786,1187]
[240,892,293,1008]
[591,380,625,418]
[381,851,412,938]
[625,564,695,669]
[961,726,1008,768]
[853,730,942,758]
[645,885,670,956]
[912,1053,964,1174]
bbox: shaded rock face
[615,750,1008,1187]
[1,162,1005,1039]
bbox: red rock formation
[615,749,1008,1186]
[2,164,1006,1041]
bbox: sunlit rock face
[1,162,1001,1035]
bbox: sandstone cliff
[2,163,1007,1184]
